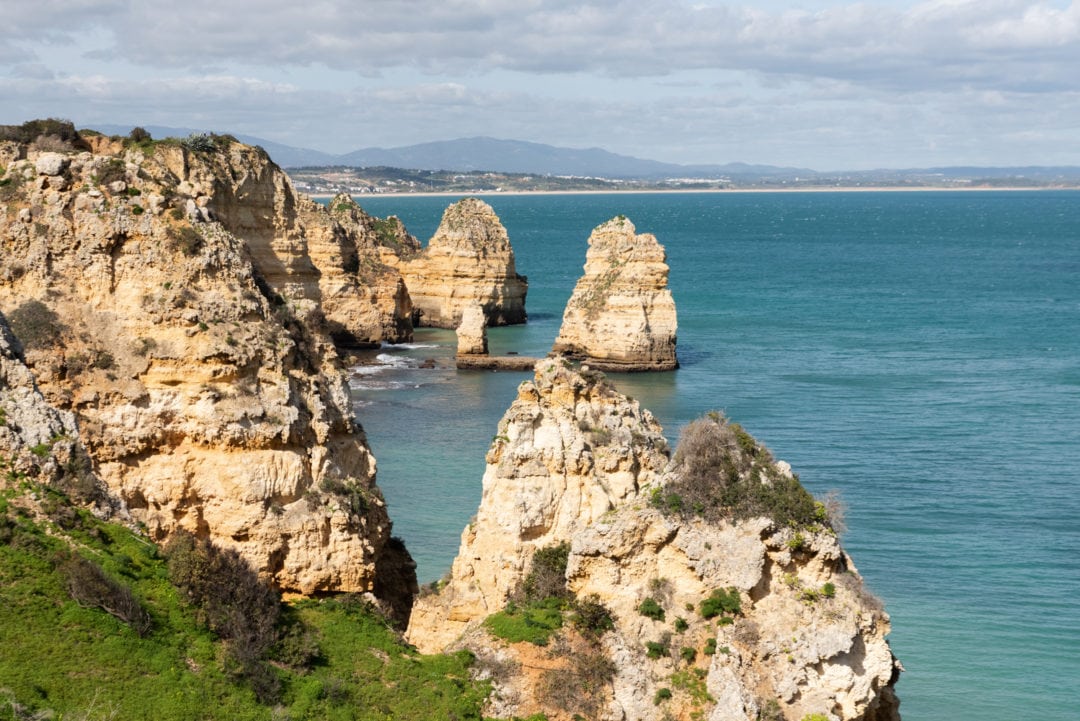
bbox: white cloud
[8,2,1080,91]
[4,2,1080,168]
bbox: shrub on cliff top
[0,118,89,150]
[657,412,820,528]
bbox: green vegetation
[671,667,715,712]
[645,639,669,660]
[674,616,689,632]
[653,687,672,705]
[654,412,822,528]
[484,598,564,646]
[703,637,717,655]
[680,646,697,663]
[485,543,615,649]
[569,594,615,638]
[0,486,489,720]
[181,132,238,153]
[700,587,742,619]
[638,597,666,621]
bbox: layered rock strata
[398,198,527,328]
[552,216,678,371]
[407,359,900,721]
[0,131,415,609]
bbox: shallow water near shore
[345,190,1080,721]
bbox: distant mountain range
[89,124,1080,184]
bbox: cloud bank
[3,1,1079,167]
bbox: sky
[2,0,1079,170]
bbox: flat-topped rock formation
[399,198,527,328]
[553,216,678,371]
[406,359,900,721]
[0,127,414,615]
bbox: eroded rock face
[406,360,899,721]
[0,311,107,507]
[399,198,527,328]
[0,136,415,610]
[406,358,669,652]
[553,216,678,371]
[307,193,419,347]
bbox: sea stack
[400,198,528,328]
[406,359,901,721]
[552,216,678,371]
[456,301,489,357]
[0,127,415,614]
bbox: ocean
[343,190,1080,721]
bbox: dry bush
[540,643,615,718]
[60,554,152,636]
[659,413,820,528]
[165,531,282,699]
[6,300,67,351]
[520,542,570,603]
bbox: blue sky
[2,0,1079,170]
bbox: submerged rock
[400,198,528,328]
[553,216,678,371]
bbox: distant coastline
[308,185,1076,200]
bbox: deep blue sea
[344,191,1080,721]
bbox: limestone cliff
[0,130,415,610]
[553,216,678,371]
[398,198,527,328]
[0,310,107,508]
[407,359,900,721]
[305,193,418,347]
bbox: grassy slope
[0,489,488,721]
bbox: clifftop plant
[654,412,821,528]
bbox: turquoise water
[346,191,1080,721]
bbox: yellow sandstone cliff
[553,216,678,371]
[0,130,414,611]
[406,358,900,721]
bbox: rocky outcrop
[0,311,107,507]
[406,359,900,721]
[398,198,527,328]
[407,358,669,651]
[305,193,419,347]
[0,131,415,610]
[456,302,489,357]
[552,216,678,371]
